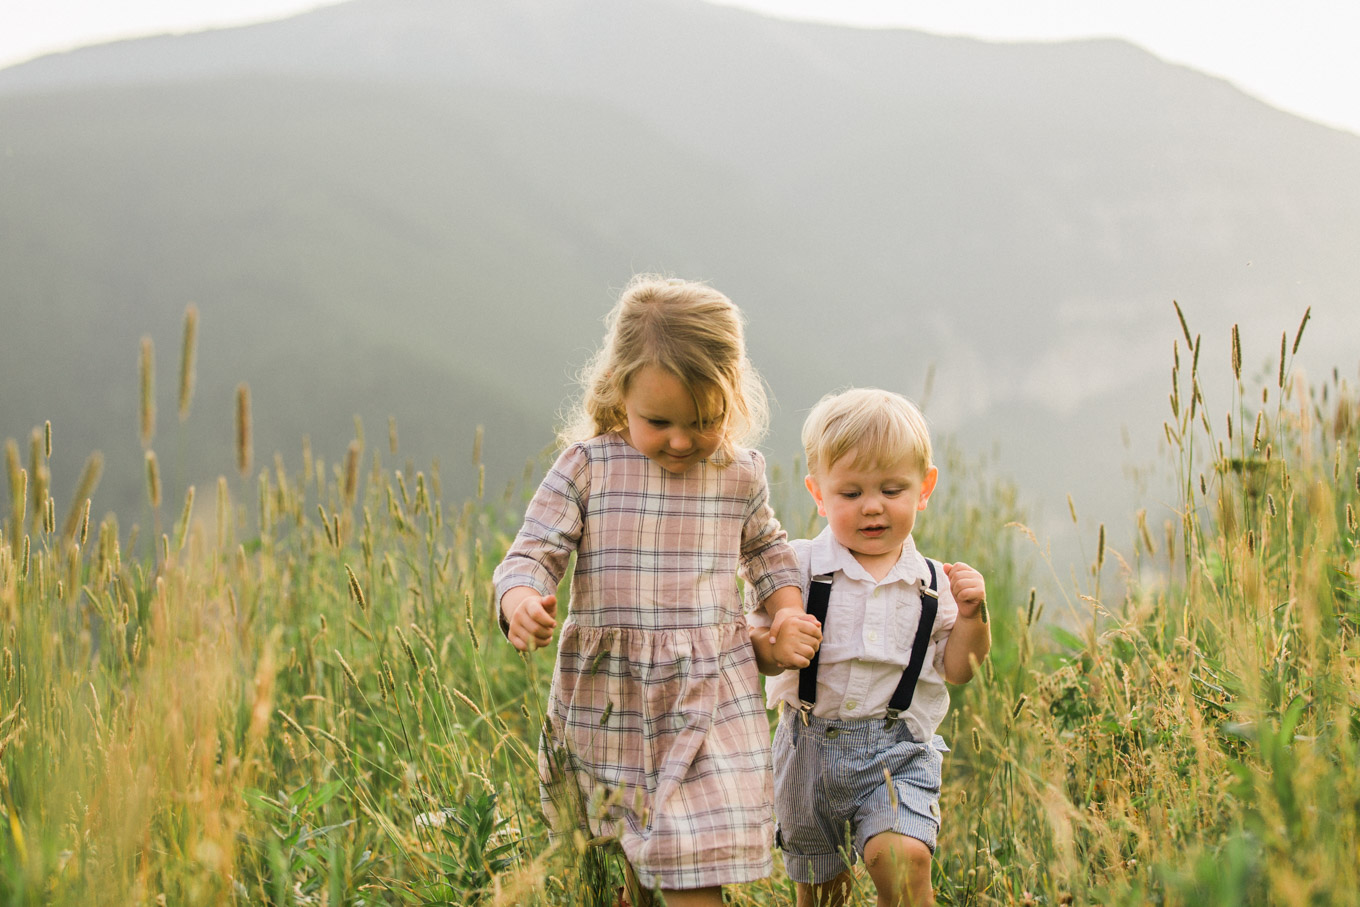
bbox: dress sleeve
[738,449,803,605]
[491,443,589,636]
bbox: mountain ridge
[2,0,1357,556]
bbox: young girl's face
[621,365,724,474]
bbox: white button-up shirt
[748,528,958,742]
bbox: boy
[749,388,991,907]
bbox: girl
[494,275,819,906]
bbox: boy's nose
[861,495,883,513]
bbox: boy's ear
[917,466,939,511]
[804,474,827,517]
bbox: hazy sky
[3,0,1358,136]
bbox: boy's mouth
[860,525,888,537]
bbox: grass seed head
[1279,332,1288,388]
[343,440,360,505]
[1293,306,1311,355]
[145,451,162,509]
[139,337,155,447]
[179,305,198,421]
[396,627,419,672]
[1173,299,1193,349]
[61,453,103,543]
[1231,323,1241,381]
[345,563,367,611]
[335,650,360,690]
[235,383,252,477]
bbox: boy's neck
[851,543,905,582]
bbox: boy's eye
[883,487,904,497]
[840,491,860,499]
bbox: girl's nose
[669,431,693,452]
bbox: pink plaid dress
[493,432,801,889]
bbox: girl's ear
[917,466,939,511]
[805,474,827,517]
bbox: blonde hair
[560,275,769,457]
[802,387,932,477]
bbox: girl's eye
[648,420,669,428]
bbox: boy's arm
[940,562,991,684]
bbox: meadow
[1,306,1356,905]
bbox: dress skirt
[539,618,775,890]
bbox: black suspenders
[797,560,940,722]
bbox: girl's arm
[738,452,821,672]
[492,445,587,643]
[940,561,991,683]
[749,591,822,675]
[501,587,559,652]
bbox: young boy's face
[805,449,938,577]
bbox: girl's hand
[503,587,558,651]
[942,562,988,624]
[770,610,822,670]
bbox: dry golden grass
[0,307,1356,905]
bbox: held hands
[502,587,558,652]
[942,561,988,624]
[768,608,822,670]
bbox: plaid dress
[493,433,801,889]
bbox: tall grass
[0,307,1355,905]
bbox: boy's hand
[943,562,988,624]
[769,609,822,669]
[503,587,558,651]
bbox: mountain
[3,0,1358,560]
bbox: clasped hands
[765,607,823,670]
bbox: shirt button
[868,631,878,643]
[825,728,840,739]
[844,700,858,711]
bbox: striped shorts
[772,709,948,885]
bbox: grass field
[1,309,1356,905]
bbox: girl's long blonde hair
[559,275,769,459]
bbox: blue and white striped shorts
[772,709,948,885]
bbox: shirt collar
[808,527,928,585]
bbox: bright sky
[2,0,1358,136]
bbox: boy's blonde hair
[802,387,932,477]
[561,275,769,457]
